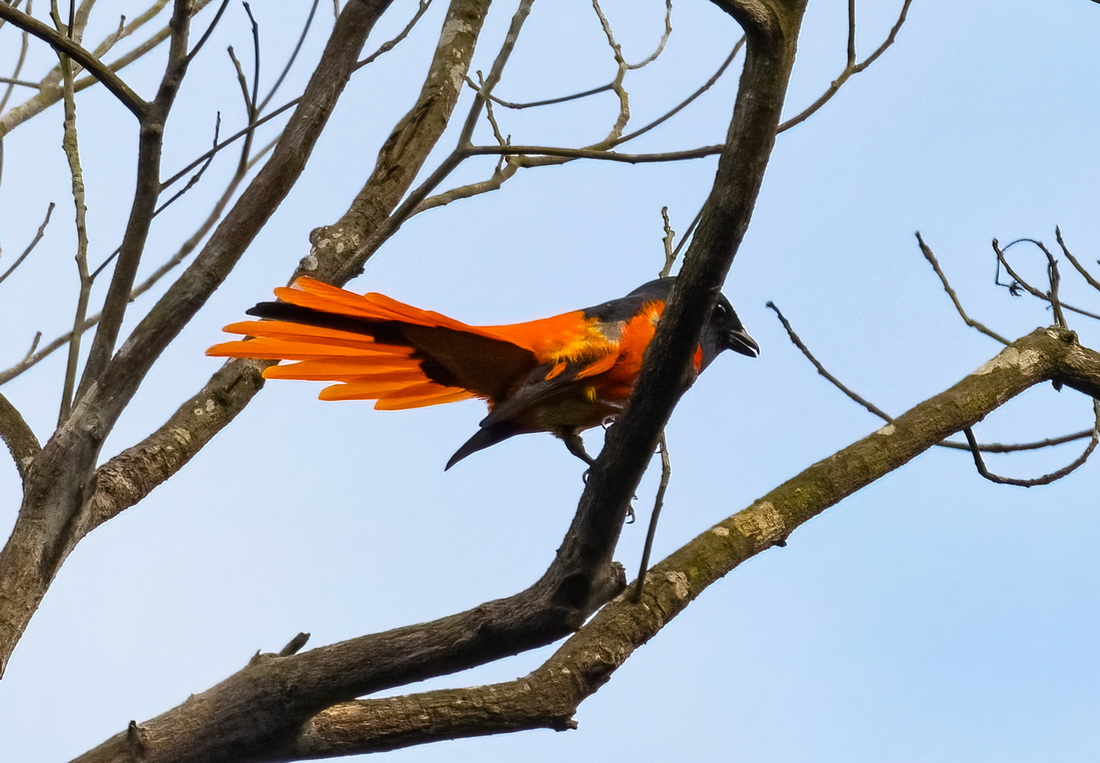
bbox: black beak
[725,328,760,358]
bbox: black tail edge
[445,422,525,470]
[246,301,382,337]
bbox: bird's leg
[561,431,596,466]
[562,431,636,523]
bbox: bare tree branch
[993,237,1100,323]
[768,299,1095,454]
[0,8,31,113]
[355,0,431,70]
[0,0,219,137]
[917,232,1012,344]
[632,433,671,601]
[1057,227,1100,293]
[85,328,1092,762]
[767,300,891,419]
[417,35,743,216]
[0,393,39,483]
[74,0,194,400]
[0,0,400,681]
[53,16,92,425]
[82,0,468,533]
[572,0,807,585]
[0,202,55,285]
[0,1,147,118]
[779,0,912,132]
[962,400,1100,487]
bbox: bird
[207,276,759,469]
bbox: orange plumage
[207,277,758,468]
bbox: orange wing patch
[544,361,567,380]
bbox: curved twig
[994,237,1100,323]
[962,400,1100,487]
[768,300,1093,454]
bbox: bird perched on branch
[208,276,759,469]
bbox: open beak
[725,328,760,358]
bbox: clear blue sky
[2,0,1099,760]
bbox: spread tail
[207,278,479,410]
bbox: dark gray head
[710,292,759,358]
[604,277,759,369]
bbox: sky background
[2,0,1100,760]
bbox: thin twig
[186,0,230,64]
[591,0,631,142]
[427,36,743,215]
[659,206,676,278]
[243,3,261,116]
[669,204,704,263]
[846,0,856,67]
[993,238,1100,323]
[478,81,615,110]
[160,0,419,194]
[616,38,743,146]
[1045,245,1067,329]
[52,16,91,425]
[258,0,318,112]
[0,1,218,138]
[632,433,671,602]
[0,202,55,285]
[1056,227,1100,293]
[473,71,507,148]
[778,0,912,132]
[624,0,672,70]
[160,93,294,191]
[0,1,147,118]
[354,0,431,71]
[21,332,42,362]
[467,143,723,164]
[939,430,1094,453]
[917,233,1011,345]
[89,14,130,62]
[767,301,892,419]
[91,113,224,281]
[962,400,1100,487]
[0,13,31,113]
[768,300,1090,454]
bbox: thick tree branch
[75,0,193,398]
[73,3,815,759]
[563,0,808,592]
[77,0,487,538]
[302,0,494,284]
[769,299,1096,454]
[0,0,397,681]
[0,0,220,138]
[257,328,1089,759]
[0,393,39,482]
